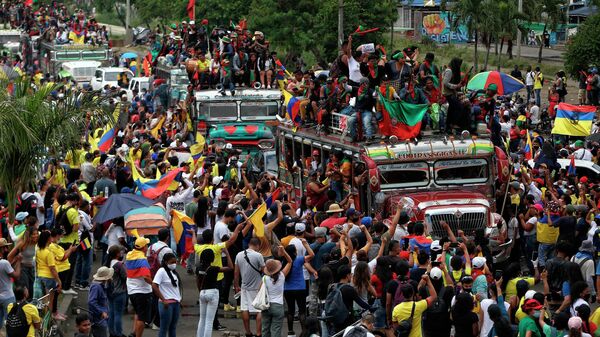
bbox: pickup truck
[90,67,134,91]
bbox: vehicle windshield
[434,158,489,185]
[198,102,237,120]
[104,72,120,81]
[265,151,277,175]
[240,101,279,120]
[379,162,430,189]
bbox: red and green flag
[377,93,428,140]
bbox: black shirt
[452,311,478,337]
[327,256,350,282]
[198,266,219,290]
[554,215,577,244]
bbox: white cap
[224,143,233,150]
[472,256,486,269]
[189,20,195,25]
[525,290,536,300]
[430,240,442,251]
[212,176,223,186]
[131,137,139,144]
[295,223,306,233]
[430,267,443,280]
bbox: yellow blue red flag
[552,103,596,137]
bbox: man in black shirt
[336,265,371,332]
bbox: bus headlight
[258,140,274,149]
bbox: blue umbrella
[94,193,154,223]
[121,52,138,60]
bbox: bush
[564,14,600,77]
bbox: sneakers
[223,304,236,312]
[73,284,89,291]
[62,289,78,295]
[214,325,227,331]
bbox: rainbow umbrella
[467,70,525,95]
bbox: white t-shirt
[343,325,374,337]
[480,299,510,337]
[106,225,126,252]
[348,56,364,84]
[392,225,409,241]
[78,210,94,244]
[526,71,535,86]
[574,148,593,161]
[289,237,309,280]
[211,188,223,208]
[530,105,541,125]
[126,276,152,294]
[570,298,590,316]
[34,192,45,225]
[166,186,194,220]
[588,221,598,242]
[264,273,285,305]
[528,182,542,203]
[147,241,174,264]
[153,268,182,302]
[524,217,537,236]
[213,220,230,244]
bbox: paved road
[61,251,302,337]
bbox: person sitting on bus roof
[347,77,377,142]
[334,76,353,116]
[316,78,338,132]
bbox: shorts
[38,277,57,294]
[130,293,153,323]
[240,288,260,313]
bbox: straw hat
[93,267,114,281]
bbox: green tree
[565,14,600,77]
[524,0,563,63]
[249,0,397,66]
[94,0,135,27]
[0,79,108,222]
[454,0,485,71]
[135,0,187,26]
[480,0,501,70]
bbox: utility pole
[516,0,522,60]
[338,0,344,50]
[125,0,131,44]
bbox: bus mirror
[389,135,399,146]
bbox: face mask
[533,310,541,319]
[583,294,591,302]
[168,264,177,271]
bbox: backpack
[392,279,411,308]
[325,283,350,326]
[148,245,167,277]
[55,206,74,235]
[345,325,368,337]
[395,300,416,337]
[16,194,37,218]
[423,287,450,328]
[6,302,29,337]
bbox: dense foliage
[565,14,600,77]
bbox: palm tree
[524,0,563,63]
[454,0,485,71]
[480,0,501,70]
[0,78,109,223]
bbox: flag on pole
[97,126,116,153]
[187,0,195,20]
[265,188,281,208]
[352,26,380,36]
[247,203,266,237]
[282,90,302,127]
[171,210,195,266]
[524,130,533,160]
[377,93,428,140]
[567,155,576,176]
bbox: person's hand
[162,301,169,308]
[312,271,318,279]
[459,242,467,251]
[441,220,449,230]
[421,274,430,282]
[541,270,548,281]
[56,280,62,290]
[359,225,366,232]
[496,277,503,287]
[443,242,450,251]
[234,285,241,293]
[14,254,22,263]
[277,245,285,256]
[382,237,388,245]
[519,213,525,220]
[101,312,108,319]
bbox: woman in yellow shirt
[36,230,61,320]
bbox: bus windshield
[240,101,279,120]
[434,158,489,185]
[198,102,237,121]
[379,162,429,189]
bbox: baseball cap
[534,178,544,186]
[430,240,442,252]
[430,267,443,280]
[134,236,150,249]
[569,316,583,330]
[522,299,543,311]
[361,217,373,227]
[346,208,359,217]
[581,176,589,184]
[472,256,486,269]
[533,204,544,212]
[15,212,29,222]
[295,223,306,233]
[525,290,536,300]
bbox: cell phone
[449,242,459,248]
[431,261,441,267]
[494,270,503,281]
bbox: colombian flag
[80,238,92,251]
[524,130,533,160]
[125,249,151,278]
[551,103,596,137]
[567,155,576,176]
[171,210,195,266]
[130,158,185,199]
[282,90,302,126]
[265,188,281,208]
[409,236,433,254]
[97,127,115,153]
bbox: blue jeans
[538,243,555,269]
[197,289,219,337]
[0,296,15,328]
[108,292,127,336]
[347,109,374,138]
[373,299,386,329]
[535,88,541,107]
[158,302,180,337]
[526,85,534,102]
[262,303,284,337]
[75,248,93,287]
[522,235,537,274]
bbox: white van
[529,158,600,180]
[61,61,101,86]
[126,77,151,101]
[90,67,134,91]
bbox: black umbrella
[94,193,155,223]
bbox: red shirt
[320,216,347,230]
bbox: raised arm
[359,225,373,253]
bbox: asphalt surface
[60,251,302,337]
